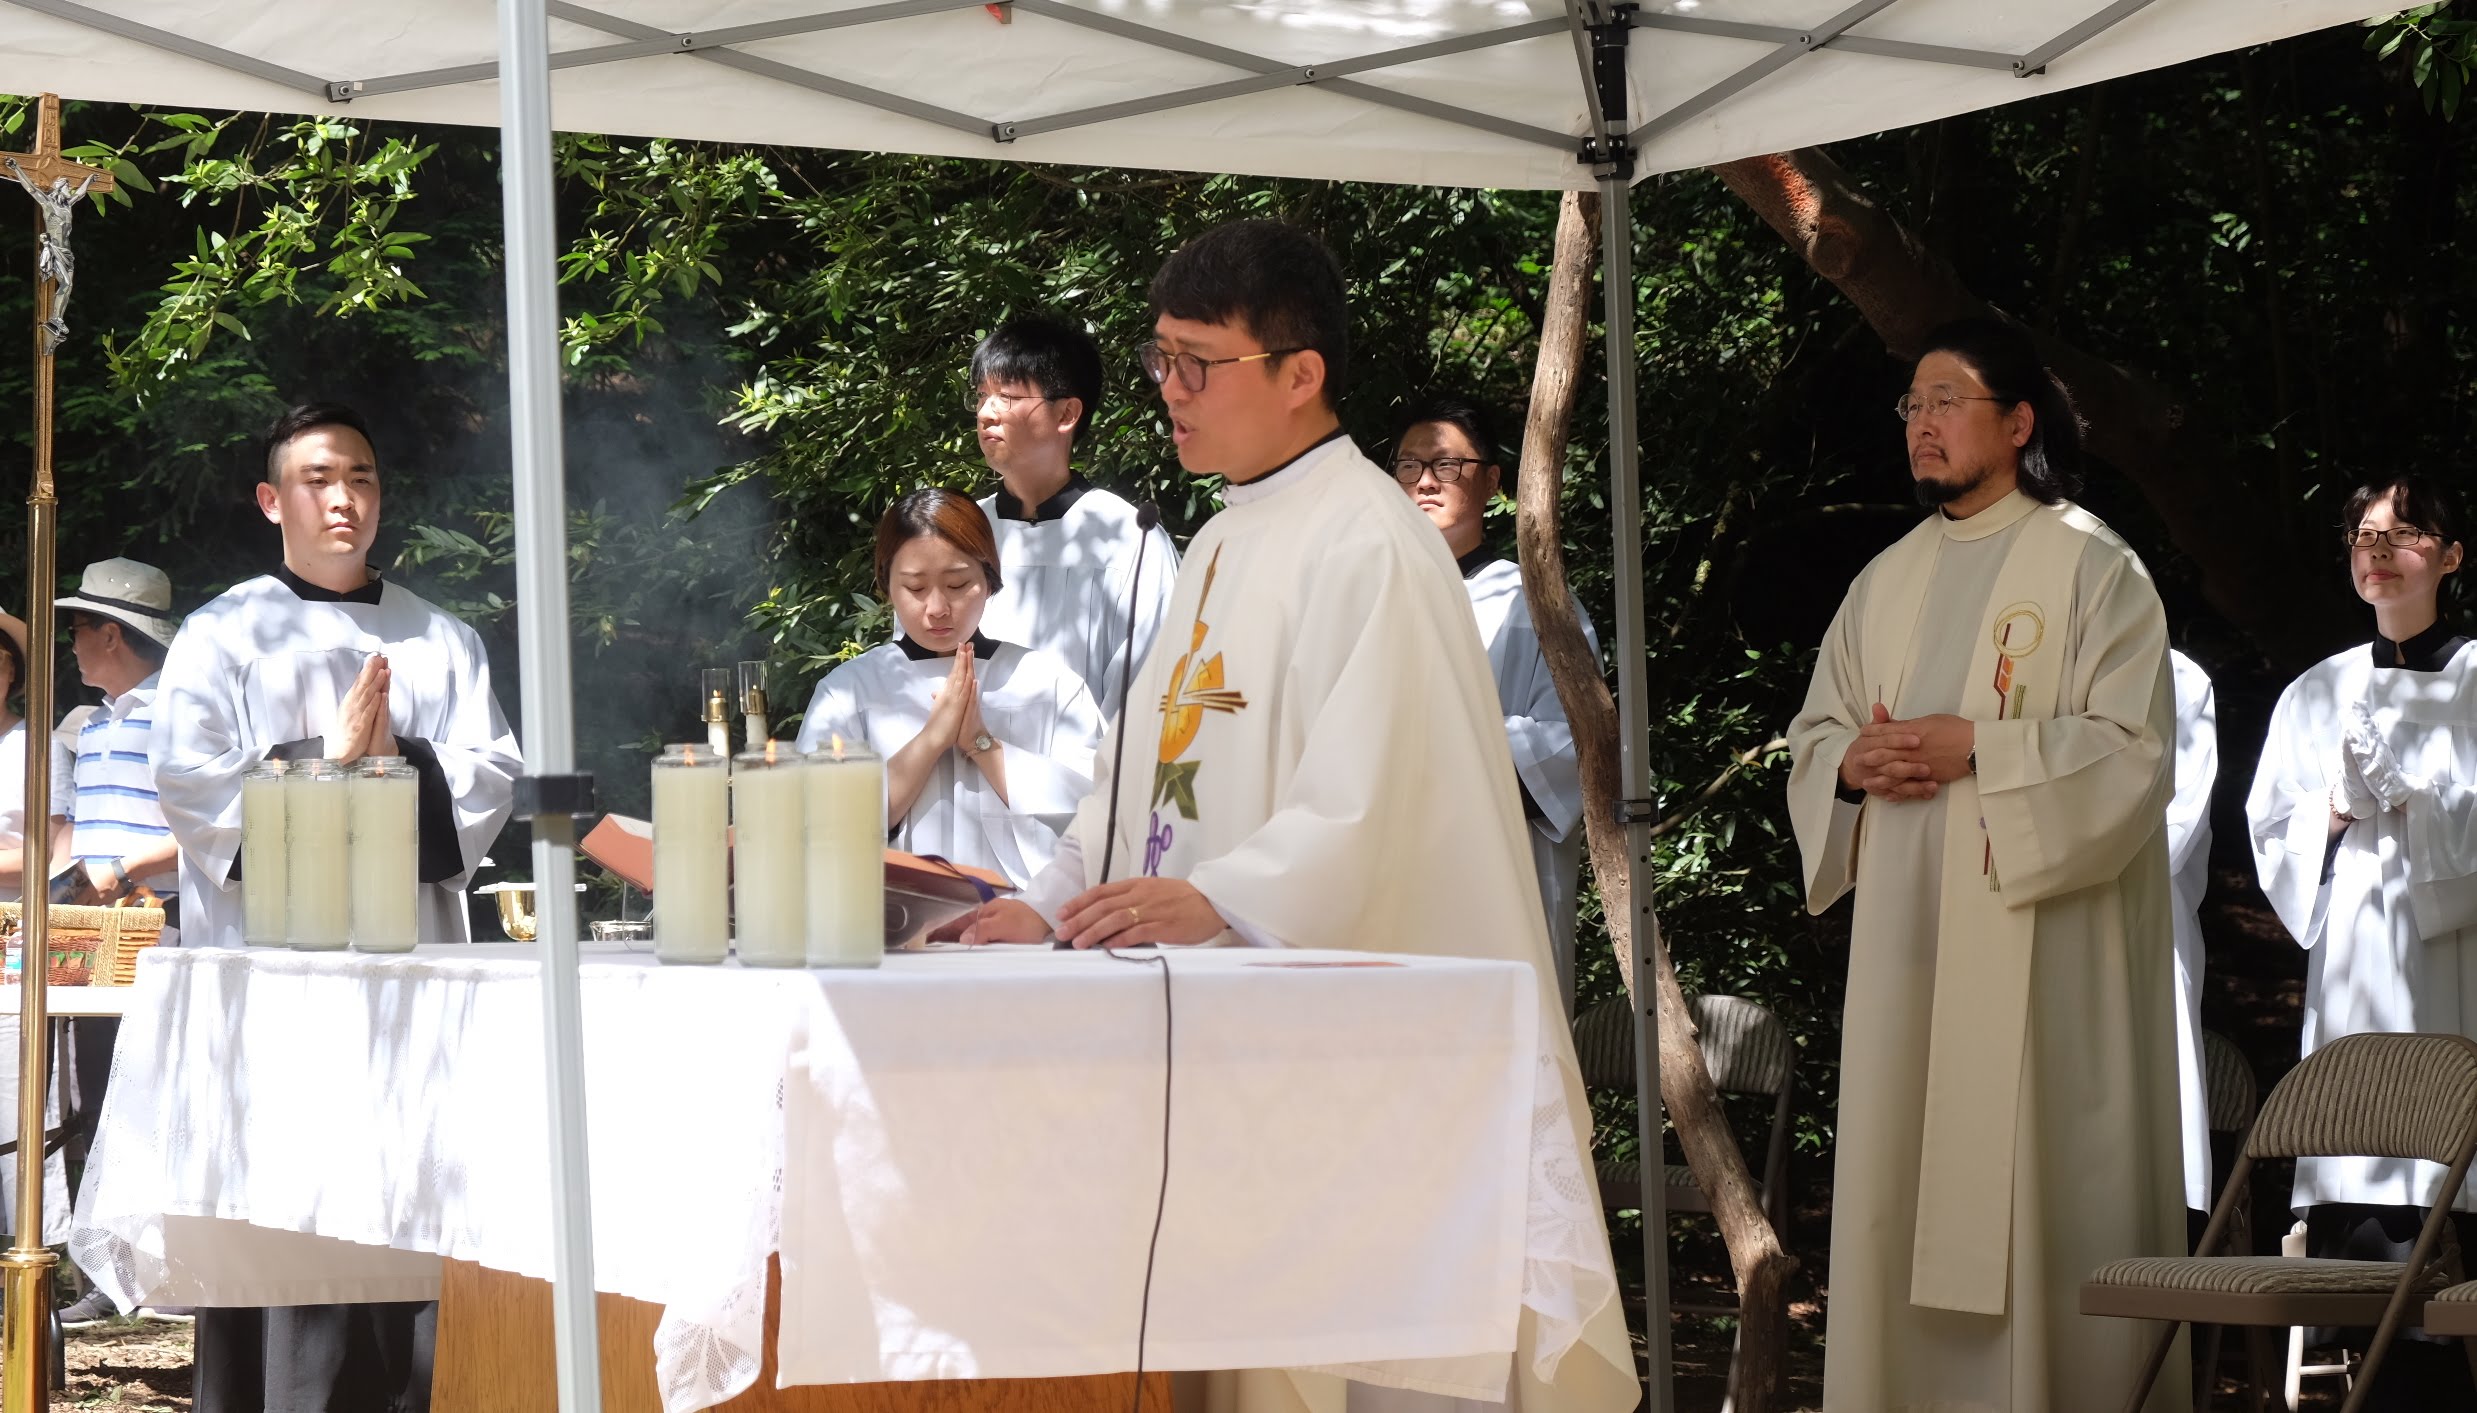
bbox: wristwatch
[970,731,997,756]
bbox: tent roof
[2,0,2396,192]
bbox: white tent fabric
[2,0,2397,192]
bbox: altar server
[970,313,1179,720]
[153,401,521,1413]
[797,488,1100,889]
[950,220,1637,1413]
[2166,650,2217,1217]
[1785,318,2186,1410]
[1392,396,1599,1002]
[2246,473,2477,1408]
[153,402,521,952]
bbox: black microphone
[1096,501,1162,887]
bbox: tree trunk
[1711,146,2359,673]
[1514,188,1797,1412]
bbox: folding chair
[2190,1030,2285,1411]
[2082,1031,2477,1413]
[1573,993,1795,1388]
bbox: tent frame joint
[1580,5,1636,179]
[1613,797,1657,826]
[513,771,600,824]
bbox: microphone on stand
[1096,501,1161,888]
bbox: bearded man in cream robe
[1785,318,2187,1412]
[951,220,1636,1413]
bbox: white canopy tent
[0,2,2395,1411]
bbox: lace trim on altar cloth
[650,1069,790,1413]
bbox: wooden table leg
[435,1258,1168,1413]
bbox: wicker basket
[0,902,165,987]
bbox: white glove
[2331,745,2380,821]
[2345,701,2421,813]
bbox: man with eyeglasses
[944,220,1635,1413]
[967,312,1178,721]
[1390,396,1598,1007]
[1785,317,2184,1407]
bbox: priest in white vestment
[2245,474,2477,1408]
[1390,396,1598,1007]
[2166,650,2217,1216]
[948,221,1637,1413]
[969,313,1179,722]
[796,488,1100,888]
[1786,320,2187,1412]
[151,402,521,1413]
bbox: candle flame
[831,733,845,760]
[683,745,696,767]
[765,739,777,766]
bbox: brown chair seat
[2424,1278,2477,1336]
[2084,1255,2449,1326]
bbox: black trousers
[194,1301,434,1413]
[2305,1202,2477,1412]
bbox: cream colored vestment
[1786,490,2188,1413]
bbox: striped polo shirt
[68,674,177,896]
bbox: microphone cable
[1106,944,1174,1413]
[1097,501,1162,884]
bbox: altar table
[69,944,1607,1413]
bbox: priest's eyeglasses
[2342,525,2443,549]
[1137,342,1306,393]
[1390,457,1487,484]
[1893,392,2003,422]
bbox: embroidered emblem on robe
[1151,544,1248,823]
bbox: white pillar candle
[732,748,806,966]
[285,760,352,950]
[804,743,884,968]
[349,756,420,953]
[240,760,290,947]
[653,744,730,964]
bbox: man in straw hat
[55,558,182,911]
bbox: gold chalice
[485,883,539,942]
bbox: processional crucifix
[0,92,112,1413]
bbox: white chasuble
[1785,490,2186,1413]
[1050,436,1636,1413]
[794,639,1100,889]
[2247,639,2477,1210]
[2166,650,2218,1212]
[1465,558,1600,1002]
[152,575,521,948]
[977,484,1180,723]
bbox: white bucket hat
[56,558,179,650]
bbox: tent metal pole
[497,1,603,1410]
[1600,172,1674,1413]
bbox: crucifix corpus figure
[0,90,113,1413]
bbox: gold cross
[0,94,115,196]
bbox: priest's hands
[1055,878,1228,949]
[937,898,1051,945]
[327,654,399,763]
[1840,704,1935,800]
[1840,705,1976,800]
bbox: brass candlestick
[736,660,770,746]
[701,667,732,759]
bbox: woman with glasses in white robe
[2246,473,2477,1409]
[796,488,1102,889]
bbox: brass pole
[1,111,63,1413]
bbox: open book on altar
[578,815,1014,949]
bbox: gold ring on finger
[1128,905,1142,926]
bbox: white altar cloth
[69,944,1598,1413]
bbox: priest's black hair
[1390,395,1512,489]
[1914,318,2084,504]
[1149,219,1348,411]
[262,402,376,483]
[970,314,1103,445]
